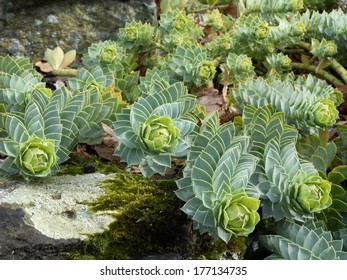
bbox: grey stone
[0,205,82,260]
[0,173,115,259]
[0,0,156,61]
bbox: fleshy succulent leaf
[261,220,347,260]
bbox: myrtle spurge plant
[222,53,255,85]
[261,219,347,259]
[82,40,133,73]
[168,44,217,87]
[113,79,198,177]
[1,0,347,260]
[231,74,342,135]
[118,21,155,51]
[0,98,60,179]
[176,112,260,242]
[264,53,292,74]
[159,10,204,50]
[0,55,51,112]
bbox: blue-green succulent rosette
[114,81,198,177]
[0,135,59,180]
[176,112,261,243]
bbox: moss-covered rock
[75,172,191,259]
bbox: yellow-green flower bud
[219,193,260,236]
[219,34,232,50]
[206,9,225,31]
[292,22,306,36]
[281,55,292,68]
[291,0,304,10]
[255,23,270,39]
[239,57,253,72]
[99,46,118,64]
[329,89,343,106]
[199,61,217,82]
[311,38,338,58]
[267,44,276,53]
[174,14,188,31]
[296,177,332,212]
[124,27,138,42]
[313,99,339,127]
[324,41,338,57]
[140,115,179,153]
[17,138,57,177]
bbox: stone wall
[0,0,156,61]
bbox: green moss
[57,154,121,176]
[74,171,190,259]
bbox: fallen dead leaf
[35,60,53,73]
[197,86,234,123]
[93,143,119,161]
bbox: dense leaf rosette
[176,112,260,243]
[114,81,198,177]
[168,44,216,87]
[82,40,134,73]
[219,193,260,236]
[261,220,347,260]
[294,175,332,212]
[222,53,255,85]
[312,99,339,127]
[17,137,57,177]
[99,46,118,65]
[0,83,118,179]
[243,105,332,221]
[140,115,179,153]
[118,21,155,50]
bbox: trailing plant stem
[296,41,347,84]
[52,69,78,77]
[291,62,344,85]
[152,41,170,53]
[331,59,347,84]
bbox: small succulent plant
[113,79,198,177]
[168,44,217,87]
[176,112,260,242]
[43,46,77,75]
[231,74,342,135]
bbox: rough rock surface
[0,173,114,259]
[0,0,156,61]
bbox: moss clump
[57,154,121,176]
[74,171,190,259]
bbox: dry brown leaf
[93,144,119,161]
[197,86,234,124]
[35,60,53,73]
[197,87,224,114]
[101,122,115,137]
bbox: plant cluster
[0,56,119,179]
[1,0,347,259]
